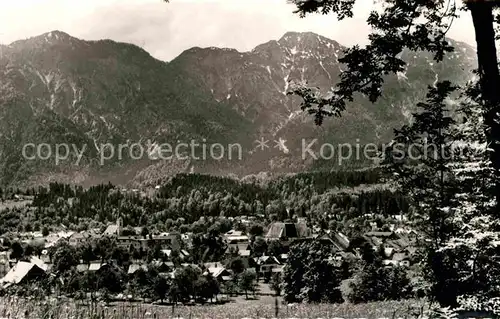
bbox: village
[0,208,420,303]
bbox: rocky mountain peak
[253,31,343,66]
[0,30,478,187]
[9,30,78,49]
[279,31,339,46]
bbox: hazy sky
[0,0,476,61]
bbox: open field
[0,296,429,319]
[0,200,32,211]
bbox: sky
[0,0,477,62]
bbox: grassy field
[0,200,32,211]
[0,296,429,319]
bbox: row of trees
[282,239,413,304]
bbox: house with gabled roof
[254,256,281,277]
[0,261,46,287]
[314,232,350,251]
[127,263,148,275]
[151,260,173,273]
[225,242,251,256]
[69,232,88,246]
[29,256,49,272]
[88,262,109,272]
[204,265,232,282]
[265,222,311,242]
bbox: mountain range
[0,30,477,188]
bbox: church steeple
[117,216,123,236]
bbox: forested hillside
[0,170,406,237]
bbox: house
[224,230,250,244]
[0,251,9,263]
[314,232,350,251]
[383,259,399,267]
[278,254,288,263]
[150,232,181,250]
[160,249,189,260]
[68,232,87,246]
[272,265,284,273]
[0,262,46,286]
[103,217,123,236]
[29,256,49,272]
[180,263,202,272]
[39,251,51,264]
[181,233,193,248]
[384,247,395,258]
[265,222,311,242]
[44,234,61,249]
[88,262,109,272]
[238,250,251,257]
[331,232,350,251]
[365,231,398,239]
[151,260,173,273]
[225,242,251,255]
[76,264,89,273]
[103,225,120,236]
[392,252,411,267]
[127,263,148,275]
[204,265,232,282]
[204,262,223,269]
[254,256,281,277]
[117,236,142,250]
[57,231,75,239]
[225,230,245,237]
[364,231,400,249]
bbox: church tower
[117,216,123,236]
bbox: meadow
[0,200,32,211]
[0,296,429,319]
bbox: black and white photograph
[0,0,499,318]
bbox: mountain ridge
[0,30,477,188]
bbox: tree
[248,223,264,237]
[129,268,150,299]
[141,226,150,238]
[347,258,412,303]
[385,79,500,309]
[288,0,500,206]
[386,82,460,250]
[173,266,200,302]
[79,241,96,264]
[238,269,257,299]
[270,273,282,296]
[10,241,24,260]
[432,81,500,309]
[267,240,285,257]
[64,269,82,295]
[228,257,245,274]
[153,274,169,303]
[96,266,124,294]
[41,226,49,237]
[52,242,79,274]
[195,273,220,302]
[252,236,267,257]
[283,240,344,303]
[385,82,463,306]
